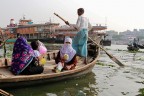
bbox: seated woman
[54,37,77,72]
[11,37,44,75]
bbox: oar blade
[110,56,124,67]
[88,37,124,67]
[105,51,124,67]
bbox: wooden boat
[137,44,144,49]
[127,45,139,51]
[0,38,101,88]
[100,39,111,46]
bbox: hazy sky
[0,0,144,32]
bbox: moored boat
[100,39,111,46]
[0,38,101,88]
[137,44,144,49]
[127,44,139,51]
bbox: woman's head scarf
[60,37,76,63]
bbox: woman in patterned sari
[11,37,43,75]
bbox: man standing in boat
[133,38,139,48]
[65,8,92,64]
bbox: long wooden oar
[54,13,124,67]
[88,37,124,66]
[0,89,13,96]
[54,13,77,30]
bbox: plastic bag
[57,62,63,71]
[38,40,47,54]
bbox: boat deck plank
[0,58,84,79]
[0,68,13,78]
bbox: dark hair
[78,8,84,14]
[31,41,39,50]
[17,33,19,37]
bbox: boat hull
[0,43,100,88]
[100,39,111,46]
[127,46,139,51]
[0,63,96,88]
[137,44,144,49]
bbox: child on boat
[53,37,77,72]
[65,8,92,64]
[11,37,44,75]
[31,41,47,66]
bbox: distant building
[3,17,107,42]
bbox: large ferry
[1,17,107,43]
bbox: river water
[3,45,144,96]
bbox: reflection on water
[7,72,98,96]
